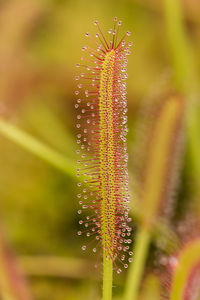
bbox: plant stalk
[103,250,113,300]
[163,0,200,178]
[124,226,151,300]
[0,119,77,179]
[163,0,196,92]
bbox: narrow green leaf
[170,239,200,300]
[163,0,200,190]
[0,119,77,179]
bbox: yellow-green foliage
[170,238,200,300]
[140,96,183,227]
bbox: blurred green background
[0,0,199,299]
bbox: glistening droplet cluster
[75,18,133,272]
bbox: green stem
[163,0,200,190]
[0,119,76,179]
[187,106,200,179]
[103,250,113,300]
[124,226,151,300]
[163,0,196,92]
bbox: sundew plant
[0,1,200,300]
[75,18,133,299]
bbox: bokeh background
[0,0,200,299]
